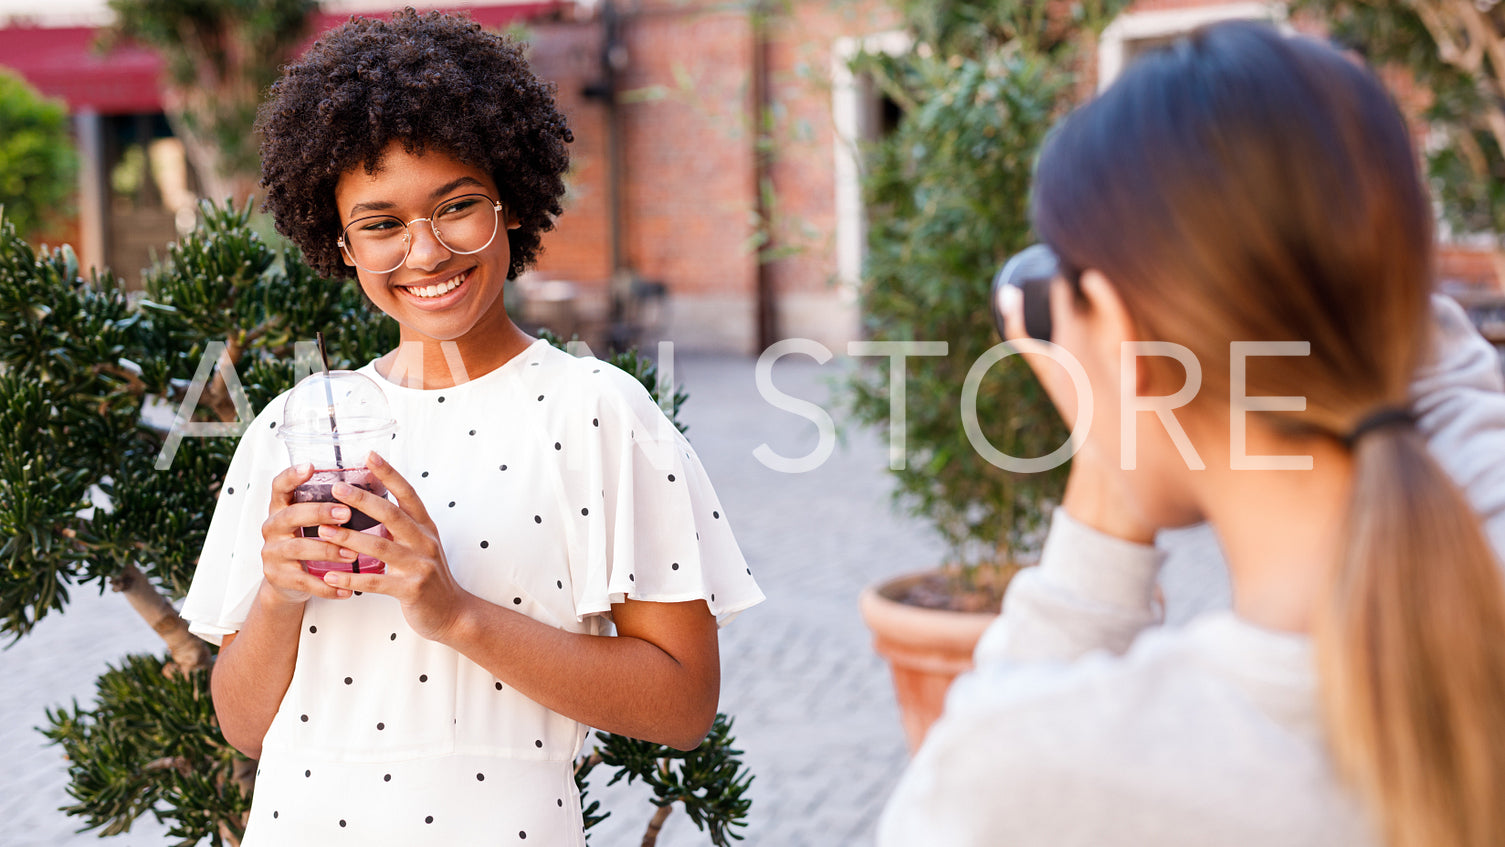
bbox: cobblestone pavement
[0,351,940,847]
[585,352,938,847]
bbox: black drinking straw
[315,331,344,469]
[315,332,355,573]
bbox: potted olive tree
[847,0,1127,752]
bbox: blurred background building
[1,0,1500,353]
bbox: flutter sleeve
[561,362,764,627]
[180,396,290,645]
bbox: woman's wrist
[257,578,310,614]
[430,588,486,652]
[1060,460,1158,546]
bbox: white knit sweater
[877,296,1505,847]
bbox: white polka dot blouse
[182,339,764,845]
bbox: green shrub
[845,0,1128,599]
[0,70,78,242]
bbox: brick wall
[521,0,900,353]
[522,0,1500,353]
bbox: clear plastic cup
[278,371,397,576]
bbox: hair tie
[1343,406,1414,448]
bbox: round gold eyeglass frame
[337,194,507,275]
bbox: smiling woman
[178,10,764,847]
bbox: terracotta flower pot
[859,572,998,754]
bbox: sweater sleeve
[1411,295,1505,561]
[972,510,1164,665]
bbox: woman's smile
[395,267,473,308]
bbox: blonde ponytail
[1316,426,1505,847]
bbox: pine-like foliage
[41,653,250,846]
[575,714,754,846]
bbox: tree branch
[110,560,210,674]
[640,803,674,847]
[198,335,245,423]
[93,362,149,398]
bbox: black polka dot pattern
[223,346,758,841]
[300,715,309,723]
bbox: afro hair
[256,8,573,280]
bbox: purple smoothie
[293,468,389,575]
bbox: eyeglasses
[338,193,506,274]
[991,243,1068,342]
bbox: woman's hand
[260,463,359,605]
[998,279,1158,545]
[315,452,473,641]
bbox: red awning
[0,3,560,115]
[0,25,162,113]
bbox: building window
[832,31,910,295]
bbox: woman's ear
[1075,269,1143,389]
[1079,270,1188,399]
